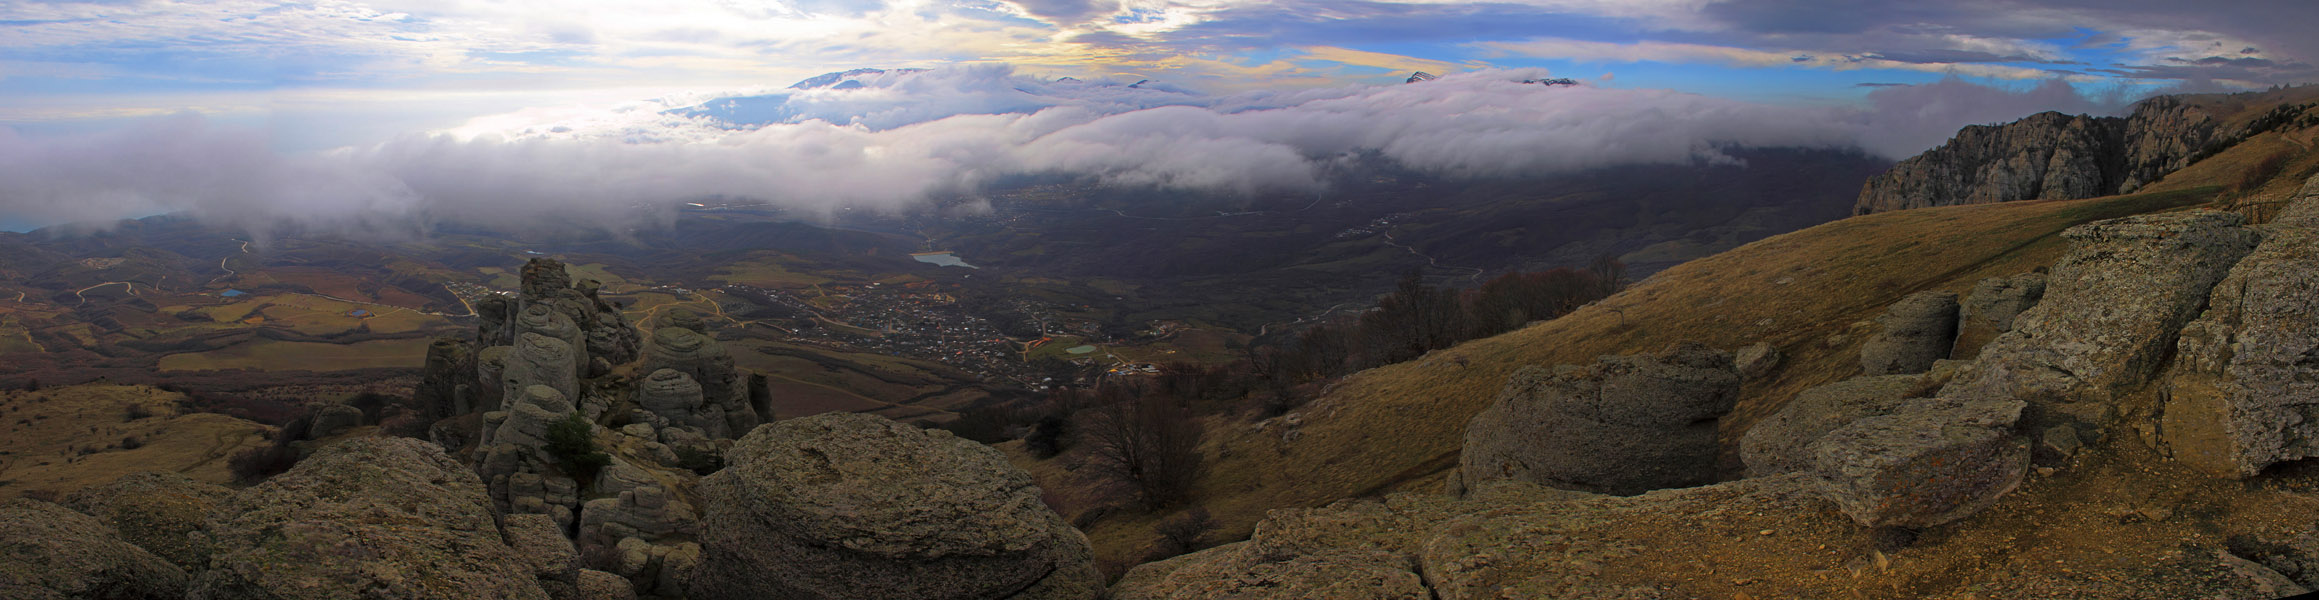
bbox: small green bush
[545,412,611,479]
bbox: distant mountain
[785,67,927,90]
[1857,87,2319,214]
[1406,71,1437,84]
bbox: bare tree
[1078,387,1204,508]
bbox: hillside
[0,384,271,499]
[1029,98,2319,578]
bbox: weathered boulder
[478,294,516,346]
[503,513,578,584]
[1739,375,1922,477]
[1733,341,1782,379]
[1951,272,2047,360]
[508,332,581,401]
[1805,398,2029,528]
[2162,194,2319,476]
[688,412,1101,600]
[417,336,475,418]
[62,471,234,570]
[307,402,365,438]
[1858,290,1959,375]
[522,258,576,298]
[1459,341,1739,495]
[1945,211,2259,411]
[575,569,638,600]
[191,437,548,600]
[0,498,189,600]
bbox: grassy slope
[1043,126,2319,570]
[0,384,271,498]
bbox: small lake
[911,252,977,269]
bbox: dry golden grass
[1036,182,2277,571]
[158,337,436,372]
[0,384,271,499]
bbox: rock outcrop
[0,498,189,600]
[1951,272,2047,360]
[417,337,476,418]
[642,327,757,438]
[1740,374,1924,477]
[1858,290,1959,375]
[2162,181,2319,476]
[62,471,234,570]
[191,437,549,600]
[1459,342,1739,495]
[688,412,1101,600]
[1854,95,2242,215]
[506,332,581,402]
[1804,211,2258,528]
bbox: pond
[910,251,977,269]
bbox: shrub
[1146,506,1219,561]
[1078,392,1204,509]
[228,445,299,484]
[545,412,611,480]
[1024,414,1070,458]
[121,402,153,422]
[118,436,144,450]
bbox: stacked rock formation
[1855,95,2243,214]
[639,326,759,439]
[2162,178,2319,476]
[688,412,1102,600]
[475,384,587,527]
[1857,290,1959,375]
[1457,341,1740,495]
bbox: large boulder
[1857,290,1959,376]
[62,471,235,570]
[2162,191,2319,476]
[307,402,365,438]
[0,498,189,600]
[1805,398,2029,528]
[1950,273,2047,360]
[1739,375,1922,477]
[515,303,589,376]
[688,413,1101,600]
[191,437,549,600]
[1459,341,1739,495]
[636,368,711,432]
[1943,211,2259,411]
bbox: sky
[3,0,2317,232]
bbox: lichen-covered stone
[62,471,234,570]
[191,437,548,600]
[1739,375,1922,477]
[1459,341,1739,495]
[1858,290,1959,376]
[2163,186,2319,476]
[1951,273,2046,360]
[508,332,580,402]
[688,412,1099,600]
[0,498,188,600]
[1805,398,2029,527]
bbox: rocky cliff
[1854,94,2277,214]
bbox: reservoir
[911,251,977,269]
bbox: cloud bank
[0,67,2149,234]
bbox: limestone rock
[1459,341,1739,495]
[516,303,589,375]
[1739,375,1922,477]
[1951,273,2047,360]
[417,336,476,418]
[1946,211,2259,410]
[1113,547,1431,600]
[307,402,365,438]
[478,294,516,347]
[575,569,637,600]
[0,498,188,600]
[643,327,755,438]
[1858,290,1958,375]
[1855,96,2229,214]
[636,368,711,432]
[2162,190,2319,476]
[191,437,548,600]
[1805,398,2029,528]
[503,513,578,583]
[688,412,1100,600]
[62,471,234,570]
[477,345,513,413]
[508,332,581,401]
[1733,341,1781,379]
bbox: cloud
[0,67,1886,234]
